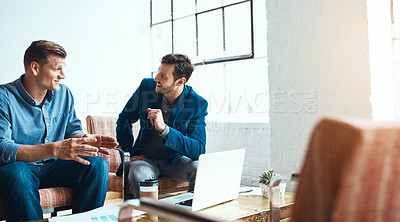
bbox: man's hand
[147,108,166,133]
[82,134,119,155]
[52,137,101,165]
[17,135,118,166]
[130,155,146,162]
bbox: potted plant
[259,170,279,198]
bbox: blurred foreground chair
[291,117,400,222]
[85,115,189,199]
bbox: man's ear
[176,77,186,86]
[30,61,40,76]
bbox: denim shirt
[0,75,83,166]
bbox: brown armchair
[0,187,74,219]
[291,118,400,222]
[85,115,125,196]
[85,115,189,199]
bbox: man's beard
[156,83,175,94]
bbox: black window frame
[150,0,254,66]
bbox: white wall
[267,0,373,174]
[0,0,150,130]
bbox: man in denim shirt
[0,40,118,222]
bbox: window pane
[197,10,223,60]
[174,16,197,61]
[151,22,172,69]
[196,0,222,13]
[173,0,195,19]
[225,2,252,56]
[152,0,171,24]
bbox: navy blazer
[116,78,208,165]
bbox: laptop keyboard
[176,198,193,207]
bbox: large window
[151,0,254,68]
[150,0,268,123]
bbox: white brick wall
[267,0,372,175]
[206,122,270,186]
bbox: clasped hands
[53,134,119,165]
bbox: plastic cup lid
[139,179,159,187]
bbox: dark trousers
[128,156,198,198]
[0,156,109,222]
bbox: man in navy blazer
[116,54,208,198]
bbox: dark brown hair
[24,40,67,70]
[161,54,194,82]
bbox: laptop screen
[191,149,246,211]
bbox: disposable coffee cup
[139,179,159,200]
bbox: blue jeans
[0,156,109,222]
[128,156,198,198]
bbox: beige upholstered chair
[0,187,74,219]
[85,115,189,198]
[291,118,400,222]
[86,115,124,195]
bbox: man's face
[154,63,178,94]
[35,55,66,91]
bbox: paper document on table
[49,201,145,222]
[239,187,262,196]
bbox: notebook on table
[159,149,246,211]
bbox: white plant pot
[260,183,270,198]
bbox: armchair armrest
[116,148,132,200]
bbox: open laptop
[159,149,245,211]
